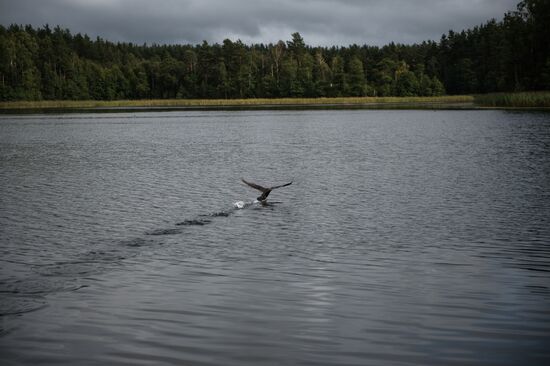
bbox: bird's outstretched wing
[270,181,292,190]
[241,178,269,193]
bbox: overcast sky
[0,0,519,46]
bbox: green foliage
[330,55,346,97]
[394,70,419,97]
[541,58,550,90]
[0,1,547,101]
[347,56,366,96]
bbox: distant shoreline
[0,93,549,113]
[0,96,472,110]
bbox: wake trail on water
[146,200,257,235]
[0,200,261,317]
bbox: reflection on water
[1,110,549,365]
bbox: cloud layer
[0,0,519,46]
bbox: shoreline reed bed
[0,96,473,110]
[474,92,550,108]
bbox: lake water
[1,109,549,365]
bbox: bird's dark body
[258,190,271,201]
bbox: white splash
[233,201,246,209]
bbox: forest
[0,0,548,101]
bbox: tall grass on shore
[474,92,550,108]
[0,96,473,110]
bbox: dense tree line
[0,0,548,101]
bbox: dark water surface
[1,110,549,365]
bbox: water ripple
[1,110,550,366]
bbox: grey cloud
[0,0,519,46]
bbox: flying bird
[241,178,292,203]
